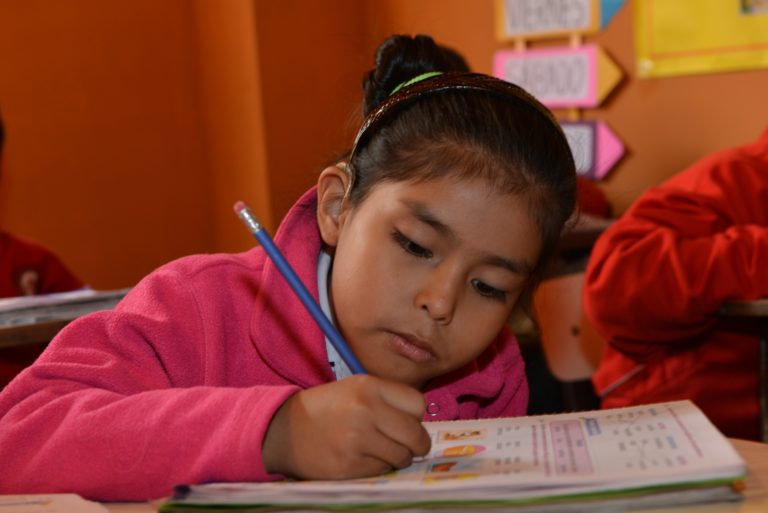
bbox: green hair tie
[389,71,443,96]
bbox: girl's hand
[262,375,431,479]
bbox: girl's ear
[316,163,352,247]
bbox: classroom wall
[359,1,768,214]
[0,0,212,289]
[0,0,766,290]
[192,0,272,253]
[584,3,768,213]
[0,0,369,289]
[249,0,367,228]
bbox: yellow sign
[635,0,768,78]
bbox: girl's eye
[392,230,432,259]
[471,279,507,302]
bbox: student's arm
[584,159,768,359]
[0,266,298,501]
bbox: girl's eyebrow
[485,254,533,276]
[402,199,454,238]
[400,199,534,276]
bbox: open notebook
[160,400,746,512]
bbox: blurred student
[584,128,768,440]
[0,112,84,387]
[0,113,83,297]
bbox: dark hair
[362,34,469,116]
[348,34,577,306]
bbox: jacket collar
[249,187,335,387]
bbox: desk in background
[0,289,128,349]
[98,438,768,512]
[720,298,768,443]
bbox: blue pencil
[234,201,366,375]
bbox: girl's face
[319,170,541,389]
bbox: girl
[0,34,576,500]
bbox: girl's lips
[388,332,436,363]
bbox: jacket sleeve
[583,155,768,359]
[0,267,298,501]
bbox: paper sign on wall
[493,44,621,108]
[561,120,624,180]
[635,0,768,77]
[494,0,624,40]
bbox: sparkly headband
[348,72,563,175]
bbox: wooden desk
[100,438,768,513]
[720,298,768,443]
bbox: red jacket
[584,129,768,441]
[0,231,82,298]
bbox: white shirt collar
[317,250,353,380]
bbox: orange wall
[361,0,500,75]
[0,1,766,290]
[0,0,370,288]
[584,3,768,213]
[251,0,367,226]
[192,0,272,252]
[0,0,211,289]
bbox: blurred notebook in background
[0,288,128,326]
[0,288,129,348]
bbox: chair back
[533,272,603,382]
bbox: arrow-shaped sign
[561,120,624,180]
[495,0,625,40]
[493,44,622,108]
[600,0,624,29]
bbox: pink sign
[493,44,621,108]
[560,120,624,180]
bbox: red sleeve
[576,177,611,218]
[583,145,768,358]
[0,232,83,297]
[34,248,84,293]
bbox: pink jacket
[0,187,528,501]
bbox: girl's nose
[414,265,461,324]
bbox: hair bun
[362,34,469,115]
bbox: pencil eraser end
[233,201,246,215]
